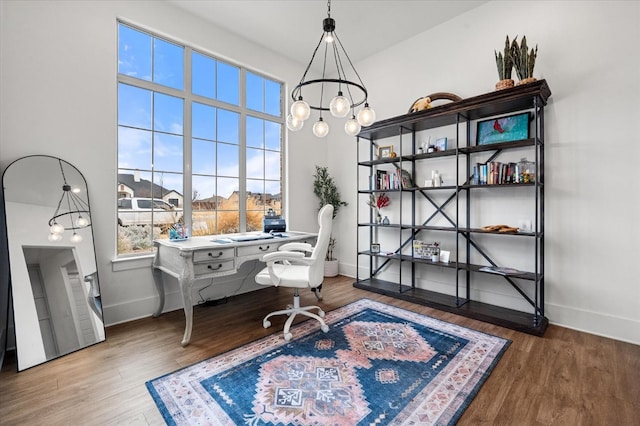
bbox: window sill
[111,253,154,272]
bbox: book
[479,266,525,276]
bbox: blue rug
[146,299,510,425]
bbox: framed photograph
[477,112,529,145]
[377,145,394,158]
[370,243,380,253]
[434,137,448,151]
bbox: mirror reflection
[2,155,105,371]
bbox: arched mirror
[2,155,105,371]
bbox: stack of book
[472,162,533,185]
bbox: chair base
[263,290,329,341]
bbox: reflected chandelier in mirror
[2,155,105,371]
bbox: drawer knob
[207,264,223,270]
[259,245,270,251]
[208,251,223,258]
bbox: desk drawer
[193,248,234,263]
[193,259,235,276]
[237,242,279,257]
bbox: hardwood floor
[1,275,638,425]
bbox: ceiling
[166,1,488,70]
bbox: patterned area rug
[146,299,510,425]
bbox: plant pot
[495,79,514,90]
[324,259,339,277]
[516,77,537,86]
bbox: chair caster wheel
[318,310,325,318]
[321,325,329,333]
[284,333,292,341]
[263,320,271,328]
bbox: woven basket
[495,79,514,90]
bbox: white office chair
[255,204,334,341]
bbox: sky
[117,23,282,201]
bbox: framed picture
[377,145,394,158]
[477,112,529,145]
[370,243,380,253]
[434,137,448,151]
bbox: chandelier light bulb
[286,114,304,131]
[48,233,62,242]
[312,118,329,138]
[344,116,361,136]
[325,33,334,43]
[70,232,83,243]
[329,92,350,118]
[76,215,89,227]
[291,98,311,121]
[357,103,376,127]
[50,222,65,235]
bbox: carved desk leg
[179,251,195,347]
[151,247,165,318]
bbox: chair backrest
[308,204,334,287]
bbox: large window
[117,23,283,255]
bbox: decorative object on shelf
[512,36,538,85]
[408,92,462,113]
[518,157,536,183]
[377,145,394,159]
[382,216,390,225]
[47,158,91,243]
[413,240,440,259]
[367,192,390,224]
[481,224,519,233]
[431,170,443,187]
[286,0,375,137]
[434,137,448,151]
[494,35,517,90]
[439,250,451,263]
[370,242,380,253]
[477,111,530,145]
[313,165,348,277]
[367,192,390,210]
[399,168,414,188]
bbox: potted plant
[511,35,538,85]
[494,35,517,90]
[312,165,348,277]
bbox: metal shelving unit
[354,80,551,335]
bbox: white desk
[151,232,316,346]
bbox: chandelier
[286,0,375,138]
[48,159,91,243]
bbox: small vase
[382,216,390,225]
[495,79,514,90]
[375,212,382,224]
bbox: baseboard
[546,302,640,345]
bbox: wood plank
[1,275,637,425]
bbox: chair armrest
[278,242,313,253]
[261,251,306,263]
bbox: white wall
[0,1,325,326]
[330,1,640,344]
[2,1,639,345]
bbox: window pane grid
[118,22,283,255]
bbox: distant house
[117,173,184,208]
[227,191,281,206]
